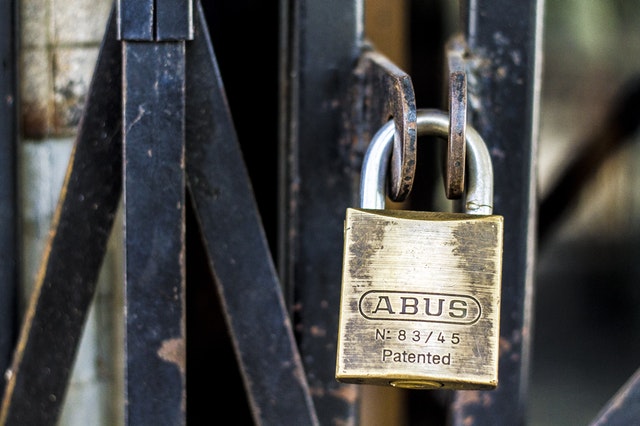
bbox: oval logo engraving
[359,290,481,325]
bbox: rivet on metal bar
[444,34,468,199]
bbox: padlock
[335,109,503,390]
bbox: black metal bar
[0,9,122,424]
[156,0,193,40]
[448,1,543,424]
[123,41,186,425]
[0,0,19,402]
[279,0,363,424]
[184,4,318,423]
[590,367,640,425]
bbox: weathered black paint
[279,0,363,424]
[0,10,122,424]
[123,40,187,425]
[185,4,318,424]
[0,0,18,403]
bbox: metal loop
[360,109,493,215]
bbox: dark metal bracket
[349,48,417,202]
[348,40,470,203]
[0,2,317,425]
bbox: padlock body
[336,208,503,390]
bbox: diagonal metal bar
[590,366,640,425]
[0,8,122,425]
[122,40,187,425]
[184,3,318,425]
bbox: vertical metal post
[450,1,543,424]
[122,42,187,425]
[279,0,364,423]
[0,0,18,400]
[119,0,192,423]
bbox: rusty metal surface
[351,49,417,202]
[0,10,122,424]
[444,34,467,200]
[185,3,318,424]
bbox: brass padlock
[335,109,503,390]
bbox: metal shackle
[360,108,494,215]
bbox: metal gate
[1,0,639,424]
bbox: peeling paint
[309,385,326,398]
[329,383,358,404]
[499,336,512,354]
[309,325,327,337]
[510,328,523,344]
[157,337,186,375]
[455,390,482,406]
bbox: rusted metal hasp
[351,48,417,202]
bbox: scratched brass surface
[336,208,503,390]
